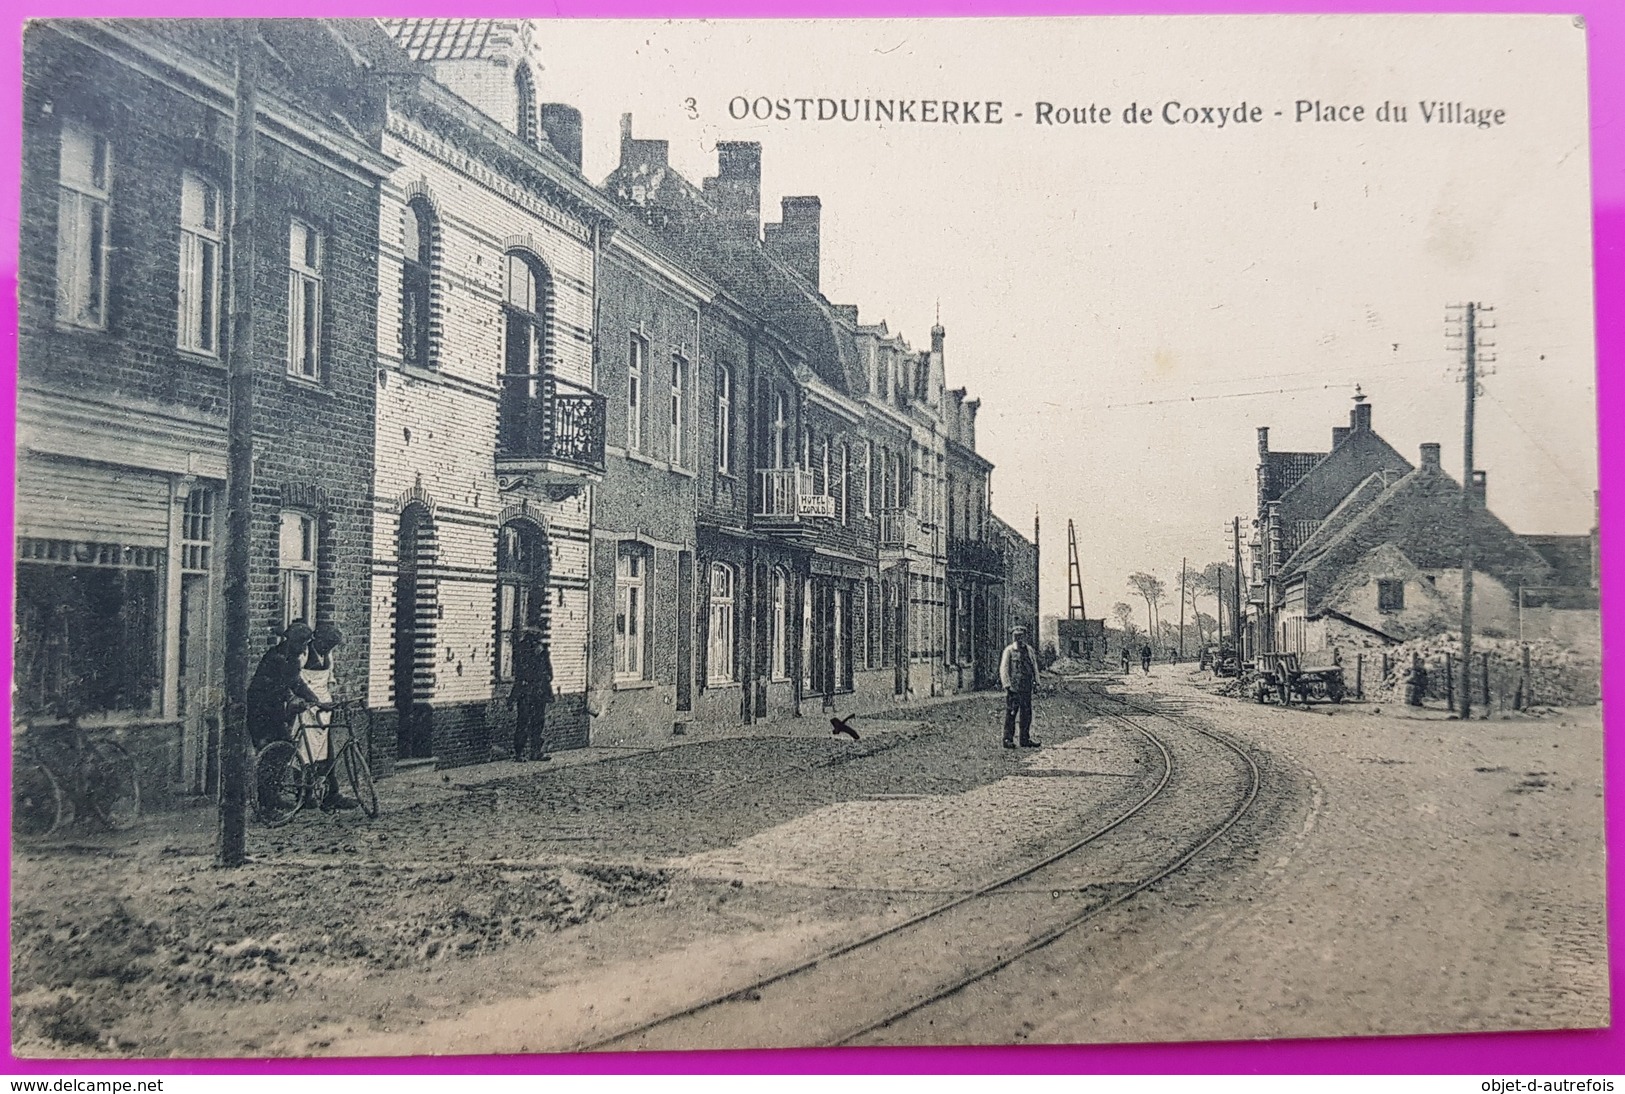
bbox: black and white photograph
[9,14,1606,1059]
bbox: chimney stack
[702,141,761,238]
[617,114,668,175]
[1332,425,1350,448]
[1420,442,1442,469]
[1350,386,1372,433]
[1257,426,1271,459]
[763,195,821,287]
[540,103,582,170]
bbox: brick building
[350,19,623,769]
[16,20,391,799]
[1246,390,1583,655]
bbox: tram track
[572,678,1262,1053]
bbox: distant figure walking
[1121,646,1131,674]
[511,628,554,762]
[999,626,1041,750]
[1140,643,1153,675]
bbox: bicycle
[253,698,378,826]
[12,719,142,839]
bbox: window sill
[175,346,224,367]
[284,373,333,396]
[613,678,656,691]
[622,450,694,478]
[705,680,741,690]
[399,363,443,384]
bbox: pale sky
[536,14,1597,619]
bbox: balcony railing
[498,372,606,472]
[756,468,834,520]
[948,537,1002,577]
[878,507,909,548]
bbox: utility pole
[1178,557,1187,659]
[1451,302,1494,719]
[219,25,260,867]
[1232,516,1244,659]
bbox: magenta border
[1,0,1617,1077]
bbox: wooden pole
[1459,301,1479,718]
[218,24,259,868]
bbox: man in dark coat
[1140,643,1153,675]
[999,625,1041,749]
[248,620,324,750]
[511,629,554,762]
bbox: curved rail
[572,689,1177,1053]
[825,683,1262,1046]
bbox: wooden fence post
[1355,653,1364,699]
[1445,652,1455,711]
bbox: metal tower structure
[1066,519,1086,622]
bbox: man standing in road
[1141,643,1153,675]
[999,625,1041,750]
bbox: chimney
[1350,386,1372,433]
[764,196,821,287]
[1472,469,1487,506]
[1257,426,1271,459]
[617,113,668,175]
[540,103,582,170]
[1332,425,1350,448]
[1420,442,1442,469]
[703,141,761,238]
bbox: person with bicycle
[249,620,331,811]
[300,622,359,811]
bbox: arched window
[499,251,552,451]
[707,563,736,685]
[515,63,538,145]
[495,519,549,681]
[401,198,434,367]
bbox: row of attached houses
[1242,389,1598,657]
[15,17,1037,801]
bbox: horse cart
[1252,651,1346,705]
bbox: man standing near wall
[999,625,1040,750]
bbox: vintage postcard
[10,14,1603,1058]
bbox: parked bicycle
[253,698,378,826]
[12,719,142,839]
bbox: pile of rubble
[1363,632,1600,707]
[1046,657,1094,676]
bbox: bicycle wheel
[253,741,307,827]
[13,762,64,839]
[86,742,141,830]
[340,742,379,818]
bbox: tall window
[716,364,732,474]
[178,171,222,355]
[401,199,434,367]
[287,220,323,378]
[770,568,788,680]
[802,578,814,690]
[707,563,736,684]
[56,123,111,330]
[279,511,317,626]
[1377,579,1404,613]
[515,63,538,145]
[627,335,645,452]
[615,543,650,680]
[670,355,687,466]
[837,443,850,523]
[501,251,550,448]
[772,392,789,468]
[496,521,548,681]
[863,441,874,516]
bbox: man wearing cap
[998,625,1041,750]
[248,620,327,751]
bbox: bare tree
[1127,572,1165,640]
[1110,601,1137,645]
[1178,566,1210,647]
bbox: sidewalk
[373,687,988,812]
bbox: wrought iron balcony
[948,537,1003,577]
[497,372,606,477]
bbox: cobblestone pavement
[10,670,1606,1059]
[871,668,1609,1046]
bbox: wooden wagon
[1252,651,1346,705]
